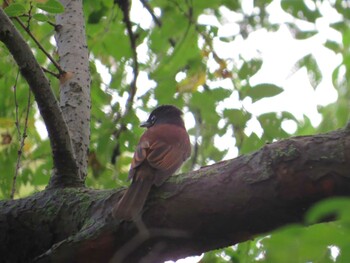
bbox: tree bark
[1,128,349,262]
[51,0,91,185]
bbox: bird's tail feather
[113,176,153,220]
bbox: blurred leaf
[294,115,316,136]
[306,198,350,224]
[32,13,49,22]
[246,83,283,102]
[88,5,108,24]
[240,132,264,154]
[334,0,350,20]
[324,40,341,53]
[297,54,322,88]
[281,0,321,22]
[0,118,14,128]
[4,3,26,17]
[223,109,251,128]
[238,59,262,80]
[262,221,350,263]
[36,0,65,14]
[292,27,317,40]
[258,112,289,141]
[176,71,206,93]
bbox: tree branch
[1,128,350,262]
[11,86,31,199]
[111,0,140,165]
[0,8,81,187]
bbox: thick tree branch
[0,8,81,187]
[0,128,349,262]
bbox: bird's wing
[147,140,187,186]
[128,125,190,184]
[128,140,150,180]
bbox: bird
[113,105,191,220]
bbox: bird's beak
[140,121,152,128]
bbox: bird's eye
[150,115,156,124]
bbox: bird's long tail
[113,171,154,220]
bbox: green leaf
[335,1,350,20]
[32,13,49,22]
[223,109,251,127]
[247,83,283,102]
[258,112,289,140]
[306,198,350,224]
[281,0,321,22]
[297,54,322,88]
[4,3,26,17]
[36,0,64,14]
[240,132,264,154]
[88,5,108,24]
[238,59,263,80]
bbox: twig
[41,67,60,78]
[26,1,34,29]
[112,0,140,163]
[11,83,32,199]
[191,108,201,170]
[118,0,139,117]
[139,0,176,47]
[170,0,229,81]
[14,17,65,75]
[13,70,21,140]
[139,0,162,27]
[46,20,57,28]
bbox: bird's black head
[140,105,185,128]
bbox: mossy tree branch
[0,128,349,262]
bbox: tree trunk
[0,128,349,262]
[55,0,91,183]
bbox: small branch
[11,87,31,199]
[118,0,139,116]
[139,0,162,27]
[3,0,63,75]
[11,70,21,199]
[13,16,65,75]
[26,1,34,29]
[46,20,57,28]
[13,70,21,140]
[169,0,223,63]
[111,0,140,163]
[191,108,201,170]
[139,0,176,47]
[111,141,120,164]
[41,67,60,78]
